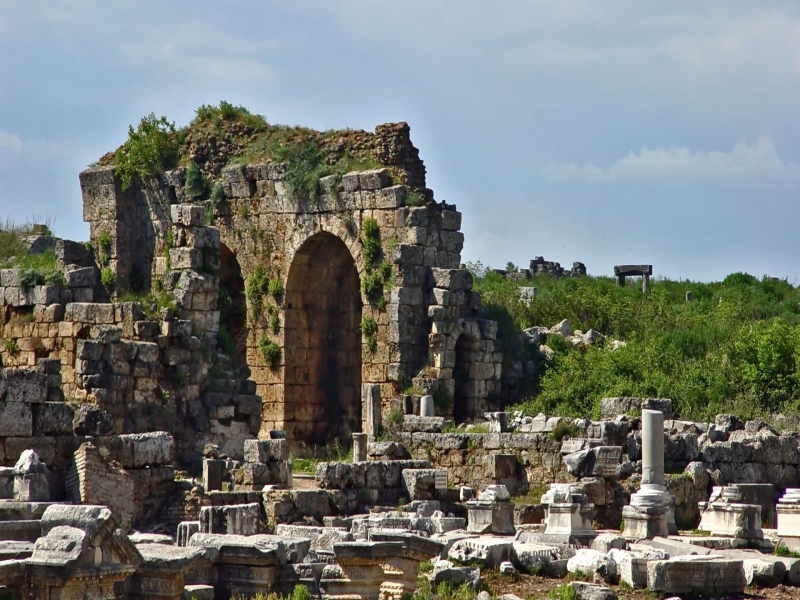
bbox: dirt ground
[481,572,800,600]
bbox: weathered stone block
[32,402,75,436]
[0,402,33,437]
[244,439,289,463]
[4,368,46,403]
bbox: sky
[1,1,799,282]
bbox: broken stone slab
[631,536,711,558]
[717,549,786,587]
[567,549,616,582]
[402,469,445,500]
[567,581,618,600]
[367,441,407,460]
[129,532,174,545]
[183,585,215,600]
[647,556,746,595]
[511,541,558,573]
[608,549,649,589]
[591,532,627,553]
[350,512,434,538]
[430,559,482,590]
[276,524,353,552]
[448,536,514,568]
[430,531,476,559]
[187,533,287,565]
[366,529,445,561]
[199,503,261,536]
[130,543,214,600]
[477,484,510,502]
[402,415,445,433]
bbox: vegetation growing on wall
[360,218,393,308]
[114,113,179,190]
[259,333,282,369]
[469,266,800,422]
[361,315,378,353]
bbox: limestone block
[0,401,33,437]
[65,267,95,288]
[647,557,745,595]
[402,469,441,500]
[200,503,262,536]
[177,521,200,547]
[449,536,514,568]
[4,368,46,403]
[0,269,22,287]
[72,404,114,436]
[118,432,174,468]
[358,168,391,190]
[244,438,290,463]
[608,549,648,589]
[441,210,462,231]
[32,402,75,436]
[430,559,481,589]
[276,524,352,552]
[342,172,361,191]
[698,502,763,539]
[170,247,203,270]
[591,533,627,553]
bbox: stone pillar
[420,395,435,417]
[685,291,693,302]
[203,459,225,492]
[641,409,665,486]
[616,275,625,287]
[353,433,367,463]
[622,409,676,539]
[363,383,382,436]
[642,274,650,293]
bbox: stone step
[0,501,56,522]
[0,520,42,542]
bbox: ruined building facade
[73,122,502,454]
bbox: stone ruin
[493,257,587,282]
[2,120,800,598]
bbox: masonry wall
[78,122,503,450]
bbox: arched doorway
[219,243,247,366]
[453,333,478,423]
[283,233,362,449]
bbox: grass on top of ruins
[0,217,64,287]
[467,263,800,424]
[98,100,391,201]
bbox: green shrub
[16,250,66,288]
[361,218,381,267]
[269,310,280,335]
[406,189,424,207]
[206,182,225,224]
[547,585,578,600]
[3,338,19,356]
[775,545,800,558]
[115,113,178,190]
[97,230,112,250]
[100,267,116,293]
[259,333,282,369]
[184,161,208,200]
[361,315,378,353]
[246,266,270,321]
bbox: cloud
[543,136,800,186]
[0,131,21,155]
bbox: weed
[97,230,112,250]
[206,182,225,224]
[184,161,208,200]
[419,560,433,574]
[239,203,250,218]
[268,276,283,299]
[258,333,281,369]
[547,584,578,600]
[775,545,800,558]
[362,218,381,268]
[433,385,453,413]
[551,420,581,442]
[3,338,19,356]
[246,265,270,321]
[361,271,383,302]
[361,315,378,352]
[269,311,280,335]
[100,267,116,293]
[216,325,236,359]
[405,189,424,207]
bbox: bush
[259,333,282,369]
[115,113,178,190]
[206,182,225,224]
[268,276,284,299]
[361,315,378,353]
[362,218,381,267]
[100,267,116,293]
[184,161,208,200]
[15,250,65,288]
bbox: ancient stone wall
[77,122,503,451]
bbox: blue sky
[1,2,799,281]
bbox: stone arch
[282,232,363,449]
[453,332,480,423]
[219,243,247,365]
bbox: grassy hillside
[469,264,800,422]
